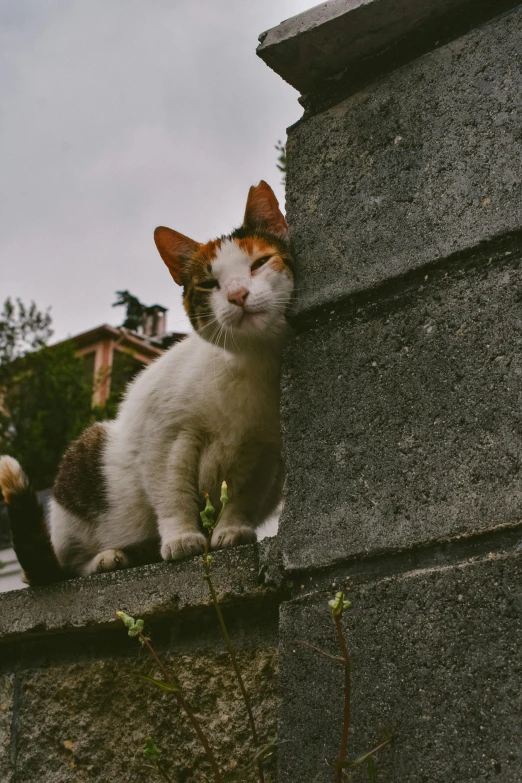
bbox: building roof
[52,323,186,358]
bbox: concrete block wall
[1,3,522,782]
[258,1,522,781]
[0,546,282,783]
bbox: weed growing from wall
[117,483,390,782]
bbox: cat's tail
[0,456,65,586]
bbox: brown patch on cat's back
[53,423,109,521]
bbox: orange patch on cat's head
[269,255,287,273]
[233,236,293,279]
[234,236,274,259]
[197,238,222,268]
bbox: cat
[0,180,294,585]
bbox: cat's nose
[228,287,249,308]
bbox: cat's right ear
[243,180,288,238]
[154,227,200,286]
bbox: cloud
[0,0,310,339]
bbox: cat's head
[154,181,294,348]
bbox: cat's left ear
[154,227,201,286]
[243,180,288,239]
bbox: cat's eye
[251,255,272,272]
[196,279,219,290]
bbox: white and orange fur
[0,181,294,579]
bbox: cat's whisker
[208,321,223,348]
[222,327,239,381]
[227,321,241,353]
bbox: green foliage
[0,296,146,490]
[107,349,142,412]
[91,349,143,423]
[329,591,352,617]
[137,675,180,693]
[115,611,147,642]
[200,481,228,533]
[0,336,93,490]
[200,491,216,531]
[0,298,52,373]
[143,737,163,763]
[275,140,287,185]
[366,755,376,783]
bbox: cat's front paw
[210,525,257,551]
[86,549,130,575]
[161,532,207,561]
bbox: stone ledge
[257,0,520,100]
[285,7,522,314]
[0,542,280,645]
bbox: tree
[0,298,93,490]
[275,139,287,185]
[0,298,52,372]
[113,290,147,332]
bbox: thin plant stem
[214,498,226,528]
[348,737,392,769]
[155,763,174,783]
[334,614,351,783]
[296,639,345,665]
[138,631,223,783]
[203,541,265,783]
[143,762,176,783]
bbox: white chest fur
[106,332,284,501]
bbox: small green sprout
[116,611,145,642]
[200,491,216,531]
[328,591,352,618]
[115,610,134,628]
[200,481,229,533]
[220,480,228,506]
[143,736,163,763]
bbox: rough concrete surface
[1,647,278,783]
[277,552,522,783]
[0,543,272,644]
[285,6,522,315]
[281,248,522,571]
[0,542,281,782]
[257,0,520,96]
[0,675,15,782]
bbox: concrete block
[277,552,522,782]
[0,675,15,783]
[0,543,275,645]
[0,543,281,782]
[1,646,278,783]
[285,6,522,315]
[257,0,520,97]
[281,248,522,571]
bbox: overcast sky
[0,0,311,341]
